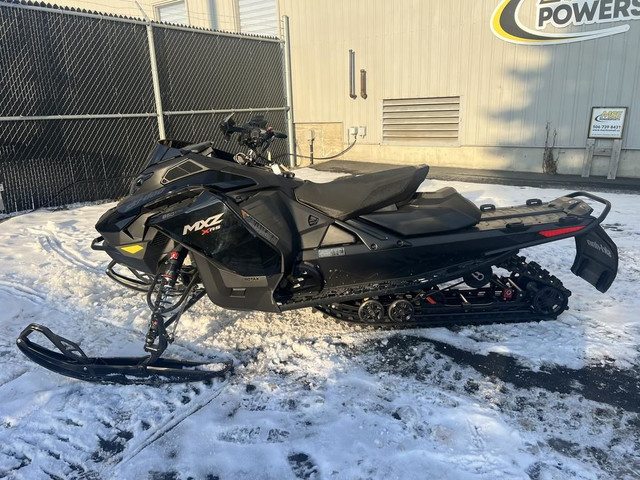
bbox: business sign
[588,107,627,138]
[491,0,640,45]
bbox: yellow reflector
[121,245,144,254]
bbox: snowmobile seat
[360,187,482,236]
[295,165,429,221]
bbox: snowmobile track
[0,368,29,390]
[110,378,230,472]
[315,255,570,329]
[36,231,102,274]
[0,280,47,305]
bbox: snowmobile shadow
[358,334,640,413]
[192,304,260,332]
[53,219,80,229]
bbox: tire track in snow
[36,230,102,274]
[106,379,230,474]
[0,281,47,390]
[0,280,46,305]
[0,369,29,391]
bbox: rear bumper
[560,192,617,293]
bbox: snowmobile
[17,115,619,384]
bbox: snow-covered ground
[0,168,638,479]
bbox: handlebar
[217,114,288,169]
[219,114,287,151]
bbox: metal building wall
[278,0,640,176]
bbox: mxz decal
[183,213,225,236]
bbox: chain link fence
[0,1,289,214]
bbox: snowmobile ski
[16,324,232,385]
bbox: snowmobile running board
[16,324,233,385]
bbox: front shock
[144,248,188,357]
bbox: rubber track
[314,255,571,329]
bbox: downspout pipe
[282,15,296,167]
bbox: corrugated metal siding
[278,0,640,149]
[382,97,460,144]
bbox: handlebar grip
[266,127,287,139]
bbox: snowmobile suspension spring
[146,248,190,314]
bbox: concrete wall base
[293,123,640,178]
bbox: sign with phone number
[589,107,627,139]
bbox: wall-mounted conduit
[360,69,367,99]
[349,49,357,99]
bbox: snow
[0,169,639,479]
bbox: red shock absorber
[161,249,187,283]
[145,248,188,354]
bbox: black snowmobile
[17,115,619,384]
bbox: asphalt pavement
[310,160,640,193]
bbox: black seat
[361,187,481,236]
[295,165,429,220]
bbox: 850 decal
[491,0,640,45]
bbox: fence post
[282,15,296,167]
[146,22,166,139]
